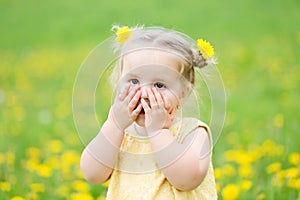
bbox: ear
[180,83,192,102]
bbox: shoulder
[171,117,210,143]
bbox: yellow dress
[106,118,217,200]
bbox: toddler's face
[119,50,190,126]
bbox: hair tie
[114,26,133,45]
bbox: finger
[141,98,151,113]
[147,88,158,109]
[125,85,140,103]
[118,84,130,100]
[131,104,142,118]
[128,90,141,111]
[161,94,171,110]
[152,87,164,108]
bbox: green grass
[1,0,300,199]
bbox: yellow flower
[240,180,252,191]
[197,38,214,59]
[286,167,299,179]
[70,193,94,200]
[25,158,39,172]
[48,139,64,153]
[216,183,221,192]
[72,180,89,192]
[288,178,300,189]
[222,164,236,177]
[26,147,40,159]
[102,179,110,188]
[224,150,238,162]
[266,162,282,174]
[56,185,69,197]
[214,168,223,179]
[27,192,38,200]
[6,151,15,165]
[236,152,254,165]
[224,150,255,165]
[221,184,239,200]
[289,152,300,165]
[96,196,106,200]
[116,26,132,44]
[0,181,11,192]
[61,150,80,165]
[30,183,45,193]
[36,164,52,177]
[239,164,252,178]
[10,197,25,200]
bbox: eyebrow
[123,71,140,79]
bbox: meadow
[1,0,300,199]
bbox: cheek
[161,91,180,109]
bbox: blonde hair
[111,26,209,85]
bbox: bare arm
[80,119,124,184]
[80,85,142,184]
[148,127,211,191]
[141,88,211,190]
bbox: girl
[80,26,218,199]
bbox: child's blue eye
[154,82,166,89]
[130,79,139,85]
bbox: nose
[140,84,151,99]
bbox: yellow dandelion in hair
[197,38,214,59]
[116,26,132,44]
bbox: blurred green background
[1,0,299,199]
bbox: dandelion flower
[0,181,11,192]
[289,152,300,165]
[116,26,132,45]
[240,180,252,191]
[221,184,239,200]
[286,167,299,179]
[30,183,45,193]
[10,197,25,200]
[266,162,282,174]
[70,193,94,200]
[72,180,89,193]
[197,39,214,59]
[288,178,300,189]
